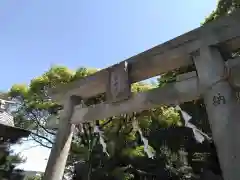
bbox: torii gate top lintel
[49,10,240,103]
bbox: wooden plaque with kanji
[106,61,131,103]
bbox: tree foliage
[0,143,25,179]
[204,0,240,24]
[25,175,42,180]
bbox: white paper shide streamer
[132,119,155,159]
[94,126,109,156]
[175,105,208,143]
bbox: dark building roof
[0,111,30,143]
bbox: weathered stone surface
[193,46,240,180]
[106,61,131,103]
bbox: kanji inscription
[107,61,131,103]
[212,93,226,106]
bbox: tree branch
[30,111,56,136]
[30,130,54,146]
[30,134,52,149]
[100,117,113,129]
[124,128,133,136]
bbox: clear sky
[2,0,217,172]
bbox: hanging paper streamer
[94,125,109,156]
[175,106,192,123]
[132,119,155,159]
[175,105,211,143]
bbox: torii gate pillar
[193,45,240,180]
[43,96,81,180]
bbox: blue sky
[2,0,217,172]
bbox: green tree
[8,66,98,148]
[204,0,240,24]
[25,175,42,180]
[0,143,25,179]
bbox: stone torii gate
[43,10,240,180]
